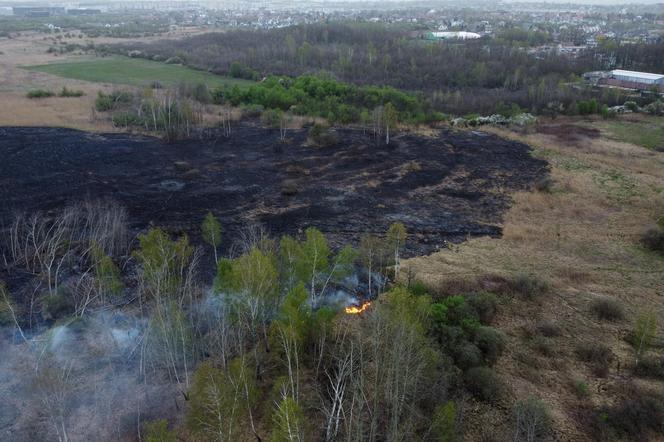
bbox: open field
[0,29,231,129]
[24,56,253,89]
[588,114,664,151]
[404,118,664,440]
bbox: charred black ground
[0,125,546,255]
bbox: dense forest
[112,23,664,116]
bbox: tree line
[112,22,664,116]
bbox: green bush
[474,326,506,365]
[112,111,144,127]
[95,90,133,112]
[467,292,499,324]
[41,291,74,320]
[600,105,617,119]
[144,419,176,442]
[508,274,549,300]
[58,86,85,97]
[644,100,664,116]
[240,104,264,118]
[409,280,428,297]
[624,101,639,112]
[307,123,339,147]
[454,342,483,370]
[26,89,55,99]
[464,366,505,403]
[432,401,457,442]
[590,298,625,322]
[574,380,589,397]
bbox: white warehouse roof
[611,69,664,81]
[431,31,481,40]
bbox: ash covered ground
[0,125,547,255]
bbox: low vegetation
[213,74,443,125]
[25,56,251,89]
[26,89,55,99]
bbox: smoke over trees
[1,202,514,441]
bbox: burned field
[0,125,546,255]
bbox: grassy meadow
[24,56,252,89]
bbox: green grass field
[24,56,252,89]
[596,117,664,151]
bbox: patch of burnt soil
[0,126,547,255]
[537,123,600,144]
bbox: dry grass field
[0,28,224,130]
[404,118,664,440]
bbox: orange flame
[344,301,371,314]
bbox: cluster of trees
[213,75,441,125]
[95,86,205,141]
[0,202,528,441]
[111,23,582,116]
[113,23,664,117]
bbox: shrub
[112,111,143,127]
[537,321,561,337]
[192,82,211,104]
[308,124,339,147]
[576,342,613,376]
[432,401,457,442]
[465,367,505,403]
[574,380,589,397]
[590,298,625,322]
[631,311,657,359]
[644,100,664,116]
[642,228,664,254]
[474,326,506,365]
[508,274,549,300]
[534,176,554,193]
[26,89,55,99]
[409,280,428,297]
[467,292,499,324]
[633,356,664,380]
[95,90,133,112]
[605,390,664,438]
[624,101,639,112]
[513,396,552,442]
[241,104,264,118]
[533,335,555,357]
[165,56,184,64]
[600,105,617,119]
[58,86,85,97]
[144,419,176,442]
[41,291,74,320]
[455,342,484,370]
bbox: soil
[0,124,547,255]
